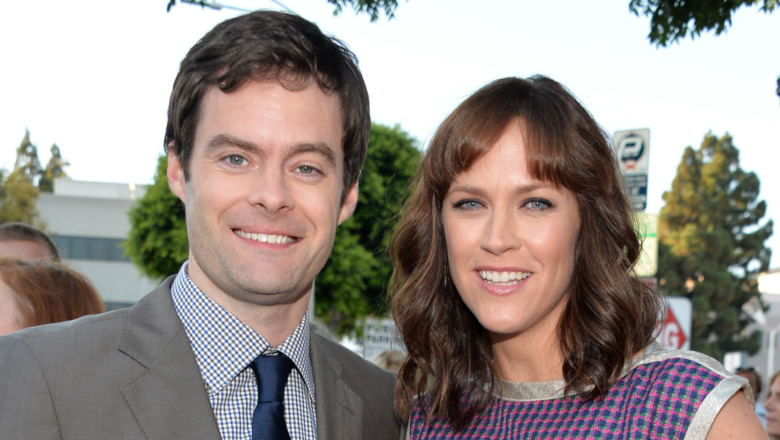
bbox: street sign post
[657,296,692,350]
[615,129,650,211]
[363,317,404,361]
[634,212,658,277]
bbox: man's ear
[337,182,359,225]
[167,146,186,203]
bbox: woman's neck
[490,329,565,383]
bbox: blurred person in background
[0,257,104,335]
[372,349,406,375]
[0,222,60,262]
[766,370,780,439]
[737,366,767,427]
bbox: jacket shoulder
[311,331,402,439]
[313,331,397,390]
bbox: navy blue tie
[251,353,294,440]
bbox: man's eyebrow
[289,142,337,167]
[202,135,337,167]
[203,133,258,155]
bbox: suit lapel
[117,278,221,439]
[311,333,362,439]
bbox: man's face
[168,79,357,312]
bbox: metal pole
[764,328,777,377]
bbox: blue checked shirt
[171,262,317,440]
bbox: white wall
[37,179,160,306]
[743,269,780,402]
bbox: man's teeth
[235,230,294,244]
[478,270,530,283]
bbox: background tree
[316,123,420,335]
[124,123,420,336]
[0,168,40,225]
[38,144,70,193]
[0,130,45,224]
[165,0,401,20]
[630,0,778,102]
[629,0,777,47]
[124,155,188,280]
[658,132,773,359]
[324,0,399,20]
[13,129,43,186]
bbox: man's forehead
[199,79,344,144]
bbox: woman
[0,257,105,335]
[765,370,780,439]
[389,76,764,438]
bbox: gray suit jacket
[0,277,402,439]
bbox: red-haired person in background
[0,257,104,335]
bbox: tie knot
[251,353,294,403]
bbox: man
[737,366,767,427]
[0,11,401,439]
[0,222,61,262]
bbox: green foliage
[658,132,772,359]
[314,228,378,335]
[39,144,70,193]
[165,0,401,20]
[629,0,777,47]
[326,0,400,20]
[14,129,43,185]
[0,130,45,225]
[316,123,420,335]
[124,155,188,280]
[0,168,41,225]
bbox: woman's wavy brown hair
[388,76,662,430]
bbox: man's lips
[234,229,296,244]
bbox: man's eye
[227,155,246,166]
[298,165,319,174]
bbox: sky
[1,0,779,268]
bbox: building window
[53,236,129,262]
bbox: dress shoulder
[630,344,751,440]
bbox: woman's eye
[454,200,482,210]
[526,199,552,210]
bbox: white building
[738,268,780,402]
[37,178,160,309]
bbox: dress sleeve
[636,345,753,440]
[681,361,751,440]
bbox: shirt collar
[171,261,316,400]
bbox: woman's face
[765,375,780,436]
[0,278,24,335]
[441,123,580,348]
